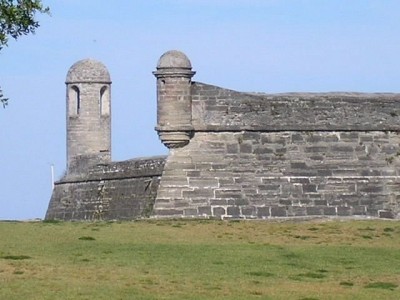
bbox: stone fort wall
[46,157,165,220]
[153,51,400,219]
[155,85,400,219]
[46,50,400,220]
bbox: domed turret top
[156,50,192,70]
[66,59,111,84]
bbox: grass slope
[0,219,400,299]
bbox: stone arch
[68,85,80,116]
[99,85,110,116]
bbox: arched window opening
[99,86,110,116]
[68,86,80,116]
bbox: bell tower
[65,59,112,173]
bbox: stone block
[360,197,374,205]
[359,135,373,142]
[379,210,395,219]
[275,147,287,154]
[352,206,367,215]
[337,206,352,216]
[258,184,281,191]
[314,199,327,206]
[261,135,286,145]
[198,206,212,215]
[257,206,270,218]
[182,189,214,199]
[289,178,310,184]
[254,147,274,154]
[317,169,333,176]
[291,133,304,142]
[227,206,241,217]
[161,176,188,187]
[287,170,318,177]
[154,209,184,216]
[324,134,339,142]
[306,134,324,142]
[281,184,303,196]
[358,184,384,194]
[189,178,219,188]
[331,145,354,152]
[174,201,190,208]
[291,162,307,169]
[271,206,287,217]
[303,184,317,193]
[305,146,328,153]
[211,163,228,170]
[300,198,312,205]
[240,143,253,153]
[213,207,226,217]
[306,206,324,216]
[186,170,201,177]
[287,206,307,217]
[214,189,242,199]
[242,132,260,141]
[323,206,337,216]
[341,195,360,206]
[340,132,359,141]
[184,208,198,216]
[241,206,256,216]
[234,198,249,206]
[210,199,230,206]
[279,199,292,205]
[310,155,325,161]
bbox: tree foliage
[0,0,49,107]
[0,87,8,108]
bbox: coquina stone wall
[155,131,400,219]
[46,157,165,220]
[46,50,400,220]
[153,51,400,219]
[46,59,169,221]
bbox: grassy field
[0,218,400,299]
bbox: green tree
[1,0,49,107]
[0,87,8,108]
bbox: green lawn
[1,219,399,299]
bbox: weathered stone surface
[155,130,400,219]
[66,59,112,173]
[46,157,166,220]
[47,51,400,220]
[192,83,400,131]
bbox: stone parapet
[192,82,400,131]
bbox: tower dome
[156,50,192,70]
[66,59,111,84]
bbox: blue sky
[1,0,400,220]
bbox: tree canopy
[1,0,49,107]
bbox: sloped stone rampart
[45,157,166,220]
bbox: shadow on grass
[245,271,274,277]
[364,282,398,290]
[1,255,31,260]
[78,236,96,241]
